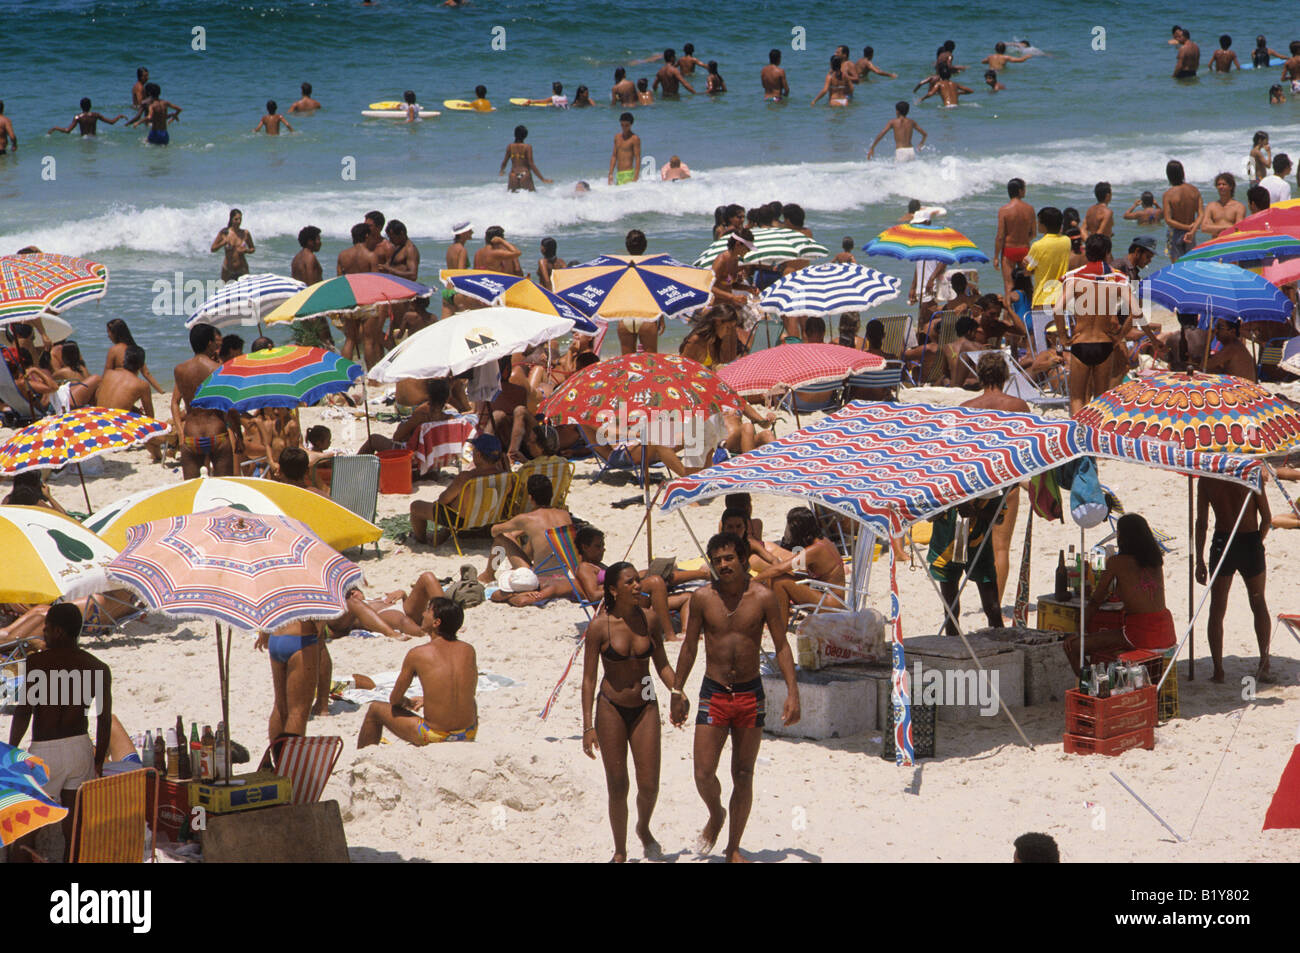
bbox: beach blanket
[407,415,477,476]
[337,670,519,708]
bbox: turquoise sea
[3,0,1300,380]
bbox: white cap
[496,567,540,593]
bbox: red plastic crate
[1063,725,1155,756]
[147,777,197,842]
[1066,701,1156,738]
[1065,686,1156,720]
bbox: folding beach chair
[916,311,960,386]
[1274,614,1300,655]
[543,524,600,619]
[69,768,159,863]
[266,735,344,805]
[76,592,148,639]
[506,455,575,518]
[591,442,669,487]
[870,313,914,363]
[1026,309,1071,397]
[1258,337,1290,383]
[328,455,381,556]
[0,359,38,425]
[960,348,1070,409]
[845,360,904,401]
[430,471,515,555]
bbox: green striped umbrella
[190,345,362,412]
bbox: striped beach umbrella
[864,223,990,265]
[85,476,381,553]
[0,505,119,603]
[1143,260,1294,325]
[263,272,431,324]
[0,742,70,847]
[694,228,827,267]
[759,262,901,316]
[186,273,306,329]
[1180,229,1300,265]
[190,345,362,412]
[0,253,109,326]
[550,253,714,322]
[718,343,885,397]
[439,269,599,332]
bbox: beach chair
[915,311,960,386]
[1274,614,1300,654]
[506,455,575,517]
[430,471,515,555]
[845,360,905,400]
[543,524,600,619]
[1258,337,1290,383]
[69,768,159,863]
[1026,310,1071,396]
[592,443,669,487]
[0,360,38,425]
[266,735,344,805]
[328,455,381,557]
[960,348,1070,409]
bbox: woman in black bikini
[499,125,551,193]
[580,561,677,862]
[1054,234,1138,415]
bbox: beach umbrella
[263,273,431,324]
[550,253,714,322]
[0,253,109,327]
[864,223,990,265]
[717,343,885,397]
[758,262,902,316]
[367,306,574,381]
[1224,206,1300,236]
[107,507,364,781]
[0,742,70,847]
[0,505,119,603]
[439,269,599,333]
[1261,257,1300,289]
[1263,723,1300,830]
[185,273,306,330]
[1180,229,1300,265]
[693,229,828,268]
[190,345,362,412]
[0,407,169,510]
[1143,260,1294,326]
[84,476,382,553]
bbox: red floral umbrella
[718,343,885,397]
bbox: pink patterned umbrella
[717,343,885,397]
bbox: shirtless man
[211,209,254,281]
[1194,172,1247,238]
[48,98,125,136]
[611,67,637,106]
[408,434,509,545]
[253,99,293,135]
[940,315,982,389]
[336,222,378,362]
[1172,28,1200,78]
[376,219,420,361]
[364,210,393,267]
[7,604,112,862]
[608,112,642,186]
[356,598,479,747]
[1208,35,1241,72]
[1204,318,1256,380]
[994,178,1035,298]
[866,101,927,161]
[810,55,853,106]
[0,101,15,154]
[670,533,799,862]
[983,41,1030,71]
[1196,479,1272,682]
[1082,182,1114,239]
[443,221,473,315]
[753,508,847,628]
[477,474,572,584]
[636,79,654,105]
[855,46,897,80]
[653,49,696,96]
[288,81,321,113]
[1283,41,1300,83]
[129,83,181,145]
[472,225,523,275]
[291,225,323,284]
[761,49,790,101]
[131,67,148,107]
[172,324,242,478]
[1161,160,1203,262]
[98,345,162,461]
[921,65,973,106]
[834,46,861,83]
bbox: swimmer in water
[1123,191,1164,225]
[401,89,421,123]
[761,49,789,101]
[572,86,593,107]
[1208,35,1241,72]
[982,42,1029,72]
[984,70,1005,92]
[810,55,852,106]
[48,98,126,136]
[289,82,321,113]
[500,125,551,192]
[253,99,293,135]
[1252,36,1282,69]
[636,77,654,104]
[867,101,926,161]
[920,64,973,106]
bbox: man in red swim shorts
[670,532,800,863]
[995,177,1036,298]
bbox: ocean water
[2,0,1299,381]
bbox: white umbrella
[760,262,902,316]
[185,273,306,329]
[367,306,574,382]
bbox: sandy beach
[6,380,1298,864]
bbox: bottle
[189,722,202,779]
[176,716,191,780]
[1078,666,1090,696]
[201,725,215,782]
[153,731,167,778]
[1067,545,1078,596]
[1054,550,1069,601]
[214,722,229,782]
[1096,665,1111,699]
[143,729,154,758]
[165,728,180,777]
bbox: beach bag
[1066,457,1108,529]
[445,564,485,609]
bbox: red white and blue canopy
[661,402,1264,540]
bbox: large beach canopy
[186,273,306,329]
[367,307,574,381]
[660,402,1264,538]
[863,223,990,265]
[693,228,828,268]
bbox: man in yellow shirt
[1024,206,1070,308]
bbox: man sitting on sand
[408,433,509,545]
[477,474,572,586]
[357,598,478,747]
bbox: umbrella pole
[643,452,653,564]
[362,379,372,438]
[76,462,91,512]
[1200,316,1214,372]
[1187,475,1195,681]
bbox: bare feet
[311,701,329,717]
[725,848,750,863]
[696,808,726,855]
[636,822,662,860]
[1212,667,1226,684]
[611,851,627,863]
[507,590,547,607]
[1256,660,1276,683]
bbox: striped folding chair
[329,455,381,556]
[505,456,576,517]
[69,768,159,863]
[845,360,904,400]
[960,348,1069,409]
[431,471,515,555]
[267,735,344,805]
[1258,337,1289,383]
[538,525,601,721]
[917,311,960,385]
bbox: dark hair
[429,597,463,639]
[602,560,638,611]
[1084,233,1111,262]
[664,48,676,62]
[782,203,805,227]
[1213,171,1236,195]
[484,224,506,242]
[769,49,781,65]
[720,507,750,533]
[724,492,752,515]
[365,210,385,229]
[475,85,487,98]
[279,447,309,480]
[995,41,1007,54]
[123,344,146,372]
[1166,160,1185,186]
[1219,34,1231,50]
[47,603,83,642]
[266,100,278,114]
[106,318,136,346]
[137,67,148,80]
[841,236,854,251]
[865,318,885,346]
[955,315,978,338]
[1014,832,1060,863]
[302,82,312,95]
[837,312,860,347]
[526,474,554,507]
[1007,177,1025,198]
[984,70,997,81]
[386,219,406,238]
[625,229,647,255]
[896,101,909,116]
[950,272,967,293]
[976,351,1008,389]
[943,40,955,52]
[514,124,528,142]
[1273,153,1292,175]
[1094,181,1111,202]
[619,111,634,124]
[1062,208,1081,229]
[419,378,448,407]
[350,222,370,244]
[804,316,826,339]
[80,97,93,112]
[219,334,244,361]
[1247,185,1270,210]
[937,64,952,80]
[1116,513,1163,569]
[298,225,321,248]
[189,323,218,354]
[403,90,416,105]
[636,77,648,91]
[145,82,160,98]
[59,341,85,373]
[8,483,44,506]
[540,237,557,260]
[1037,206,1063,233]
[306,424,330,449]
[575,525,604,552]
[784,507,821,548]
[683,43,694,55]
[706,531,747,563]
[251,336,274,351]
[576,351,599,370]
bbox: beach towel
[337,671,519,708]
[1027,470,1063,522]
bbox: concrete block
[761,665,880,740]
[902,634,1024,723]
[976,626,1076,706]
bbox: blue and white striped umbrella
[1143,260,1294,327]
[759,263,902,316]
[186,273,307,329]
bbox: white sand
[4,385,1299,863]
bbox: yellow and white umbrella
[0,506,119,603]
[84,477,381,552]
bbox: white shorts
[895,147,916,162]
[27,733,96,797]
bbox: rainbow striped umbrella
[190,345,362,412]
[0,253,110,326]
[0,742,69,847]
[439,269,599,332]
[550,253,715,322]
[864,223,990,265]
[1181,229,1300,264]
[263,272,431,324]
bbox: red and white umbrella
[717,343,885,397]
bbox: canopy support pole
[1187,476,1195,680]
[677,509,718,580]
[75,462,92,512]
[1079,522,1087,673]
[214,621,234,785]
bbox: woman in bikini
[580,561,677,862]
[706,60,726,94]
[1054,233,1137,415]
[15,351,97,413]
[536,236,566,290]
[1063,513,1176,674]
[811,55,852,106]
[499,125,552,192]
[103,319,164,393]
[256,617,328,744]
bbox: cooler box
[148,777,197,842]
[190,771,292,815]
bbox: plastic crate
[1065,686,1157,722]
[1063,725,1155,756]
[1091,648,1178,722]
[1065,696,1156,738]
[882,699,936,760]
